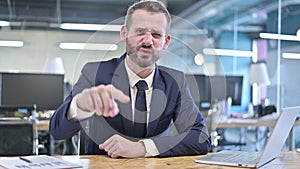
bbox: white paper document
[0,155,82,169]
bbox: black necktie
[134,80,148,138]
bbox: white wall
[0,30,125,83]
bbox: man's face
[121,9,170,68]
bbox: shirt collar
[124,56,155,89]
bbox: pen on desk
[19,156,32,163]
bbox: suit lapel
[147,67,168,137]
[111,58,134,137]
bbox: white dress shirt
[67,57,159,157]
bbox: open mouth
[139,47,152,53]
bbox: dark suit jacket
[50,53,211,157]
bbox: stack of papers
[0,155,82,169]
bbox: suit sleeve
[152,72,211,157]
[50,62,99,140]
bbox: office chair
[51,122,88,155]
[206,100,246,152]
[77,120,89,155]
[0,105,38,156]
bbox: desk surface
[56,152,300,169]
[37,120,49,131]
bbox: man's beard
[126,41,159,68]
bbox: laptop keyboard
[223,151,261,165]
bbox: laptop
[195,106,300,168]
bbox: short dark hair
[125,0,171,33]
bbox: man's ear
[120,26,127,42]
[163,34,171,49]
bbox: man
[50,0,211,158]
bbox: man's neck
[126,56,155,79]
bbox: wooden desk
[217,118,300,128]
[57,152,300,169]
[37,120,50,131]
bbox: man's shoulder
[82,57,123,71]
[157,65,186,87]
[84,57,121,66]
[158,65,183,73]
[157,65,184,77]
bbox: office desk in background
[37,119,300,151]
[42,152,300,169]
[37,120,50,131]
[37,118,300,131]
[216,118,300,151]
[217,118,300,128]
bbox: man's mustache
[137,44,153,50]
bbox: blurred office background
[0,0,299,154]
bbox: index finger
[111,85,130,103]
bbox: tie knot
[135,80,148,91]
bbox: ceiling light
[0,40,23,47]
[297,28,300,37]
[59,42,118,51]
[203,48,252,57]
[60,23,122,31]
[194,53,205,65]
[259,33,300,41]
[0,21,10,27]
[249,62,270,85]
[43,57,65,74]
[282,53,300,59]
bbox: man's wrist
[139,139,160,157]
[138,141,147,157]
[67,95,94,120]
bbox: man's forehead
[131,9,167,20]
[130,10,167,28]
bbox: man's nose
[142,33,153,46]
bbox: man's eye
[152,33,162,38]
[136,29,145,35]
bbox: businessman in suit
[50,0,211,158]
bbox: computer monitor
[185,74,207,104]
[206,75,243,106]
[0,73,64,111]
